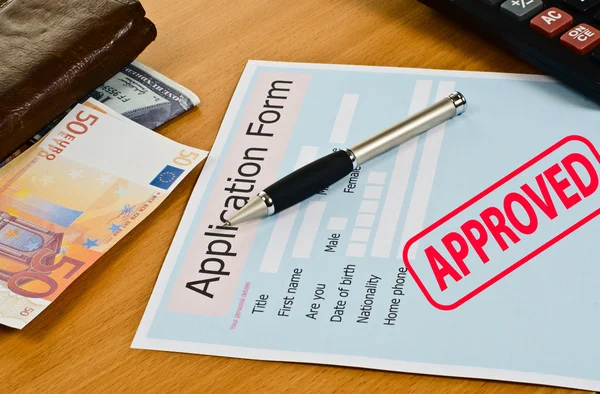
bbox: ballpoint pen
[224,91,467,227]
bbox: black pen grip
[265,150,354,213]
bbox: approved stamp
[403,135,600,310]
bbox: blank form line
[398,81,456,260]
[259,146,320,273]
[329,94,359,144]
[259,208,300,273]
[294,146,319,168]
[292,201,327,259]
[370,80,433,258]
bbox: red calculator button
[560,24,600,54]
[530,8,573,38]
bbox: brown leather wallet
[0,0,157,161]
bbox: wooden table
[1,0,592,393]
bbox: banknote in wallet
[0,61,200,169]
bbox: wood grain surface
[1,0,592,393]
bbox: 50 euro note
[0,103,207,329]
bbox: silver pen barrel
[224,91,467,227]
[348,92,467,166]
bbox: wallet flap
[0,0,157,161]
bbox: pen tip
[223,220,231,227]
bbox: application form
[134,61,600,391]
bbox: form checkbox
[327,217,348,231]
[367,172,386,185]
[359,200,378,213]
[346,243,366,257]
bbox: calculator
[418,0,600,103]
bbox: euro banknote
[0,102,207,329]
[1,61,199,168]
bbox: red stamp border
[402,135,600,311]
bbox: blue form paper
[134,61,600,391]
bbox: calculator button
[560,24,600,54]
[501,0,544,21]
[563,0,600,12]
[530,8,573,37]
